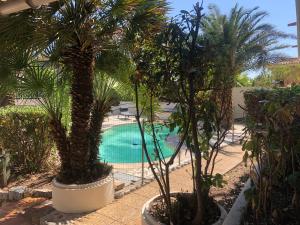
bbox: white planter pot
[52,174,114,213]
[141,193,227,225]
[222,178,252,225]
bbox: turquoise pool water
[99,123,175,163]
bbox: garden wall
[232,87,256,120]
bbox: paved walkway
[41,143,243,225]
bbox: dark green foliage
[0,106,54,175]
[243,86,300,222]
[288,172,300,192]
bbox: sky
[169,0,298,77]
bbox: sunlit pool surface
[99,123,176,163]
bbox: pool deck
[102,115,136,130]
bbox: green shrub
[0,106,54,175]
[243,86,300,221]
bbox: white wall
[232,87,256,119]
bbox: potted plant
[133,3,231,224]
[0,0,167,213]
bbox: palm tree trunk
[49,118,71,182]
[223,87,233,129]
[68,46,94,183]
[214,87,233,130]
[89,101,105,167]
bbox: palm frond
[19,65,70,126]
[202,4,292,75]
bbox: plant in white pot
[133,2,231,225]
[0,0,168,213]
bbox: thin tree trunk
[189,76,204,225]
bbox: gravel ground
[210,162,249,211]
[2,172,55,191]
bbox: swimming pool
[99,123,176,163]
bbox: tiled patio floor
[40,143,244,225]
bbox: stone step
[114,180,125,191]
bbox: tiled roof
[276,58,300,65]
[0,0,58,15]
[268,58,300,66]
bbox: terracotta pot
[52,174,114,213]
[141,193,227,225]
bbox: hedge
[0,106,54,175]
[243,86,300,222]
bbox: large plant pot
[52,174,114,213]
[141,193,227,225]
[222,178,252,225]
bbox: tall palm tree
[0,0,167,184]
[202,4,290,127]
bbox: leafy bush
[0,106,54,175]
[243,86,300,222]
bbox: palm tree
[0,0,167,184]
[0,47,31,106]
[202,4,290,127]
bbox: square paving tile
[133,185,159,198]
[124,218,142,225]
[119,193,148,210]
[98,202,140,223]
[72,213,116,225]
